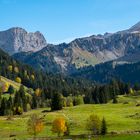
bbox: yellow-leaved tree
[52,117,67,137]
[15,77,21,83]
[27,114,44,139]
[8,65,13,72]
[129,88,134,95]
[2,82,9,92]
[31,74,35,80]
[35,88,42,97]
[14,66,19,73]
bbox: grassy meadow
[0,95,140,139]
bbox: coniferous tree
[8,85,15,94]
[101,117,107,135]
[125,83,130,94]
[0,98,7,116]
[7,96,13,115]
[31,95,37,109]
[19,85,27,112]
[51,92,63,111]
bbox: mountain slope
[0,75,23,90]
[0,48,92,97]
[2,21,140,73]
[0,27,47,54]
[12,21,140,73]
[71,60,140,84]
[13,48,62,73]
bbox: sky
[0,0,140,44]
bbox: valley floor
[1,95,140,139]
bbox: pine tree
[101,117,107,135]
[51,92,63,111]
[19,85,27,112]
[7,96,13,115]
[8,85,15,94]
[31,95,37,109]
[0,98,7,116]
[125,83,130,94]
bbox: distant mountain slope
[71,60,140,84]
[3,21,140,73]
[0,27,47,54]
[0,48,92,97]
[13,48,62,73]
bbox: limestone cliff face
[0,27,47,54]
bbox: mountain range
[1,22,140,74]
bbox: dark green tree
[8,85,15,94]
[101,117,107,135]
[0,98,7,116]
[51,92,63,111]
[31,95,37,109]
[7,96,13,115]
[19,85,27,112]
[112,96,118,104]
[125,83,130,94]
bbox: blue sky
[0,0,140,44]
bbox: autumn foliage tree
[7,65,13,72]
[35,88,42,97]
[2,82,9,92]
[15,77,21,83]
[52,117,67,137]
[14,67,19,73]
[86,114,101,135]
[27,114,44,139]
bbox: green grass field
[0,95,140,139]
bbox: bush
[73,95,84,106]
[13,106,23,115]
[86,114,101,135]
[64,122,70,136]
[66,96,73,107]
[27,114,44,138]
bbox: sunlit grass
[0,95,140,139]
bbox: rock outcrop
[0,27,47,54]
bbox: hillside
[0,76,21,90]
[0,47,93,98]
[71,60,140,84]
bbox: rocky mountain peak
[0,27,47,55]
[128,21,140,32]
[8,27,27,32]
